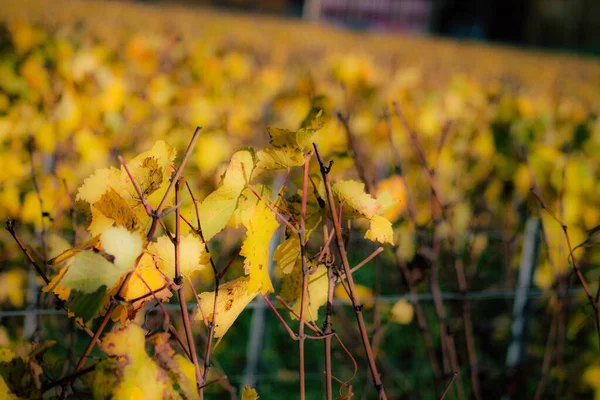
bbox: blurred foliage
[0,0,599,398]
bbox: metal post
[504,217,541,399]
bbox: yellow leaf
[198,149,256,240]
[365,215,394,245]
[375,175,406,222]
[273,237,301,275]
[197,191,239,241]
[583,365,600,390]
[149,234,210,278]
[113,253,172,324]
[121,140,177,207]
[42,266,70,301]
[334,283,374,309]
[240,200,279,294]
[76,167,121,204]
[101,227,143,271]
[194,132,233,171]
[93,188,140,232]
[332,180,380,219]
[0,270,25,308]
[47,234,72,263]
[58,227,141,294]
[255,147,304,172]
[396,224,416,262]
[390,299,414,324]
[9,21,46,55]
[242,385,259,400]
[268,126,318,151]
[98,325,172,400]
[0,375,19,400]
[290,264,329,322]
[196,276,259,338]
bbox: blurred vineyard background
[0,0,599,398]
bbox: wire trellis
[0,288,585,318]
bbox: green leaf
[59,251,130,293]
[66,286,107,321]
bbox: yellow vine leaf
[47,234,72,264]
[240,200,279,294]
[365,215,395,245]
[290,264,329,322]
[77,167,121,205]
[97,325,173,400]
[255,124,318,173]
[375,175,406,222]
[148,234,210,278]
[150,333,198,399]
[198,149,256,241]
[242,385,259,400]
[196,276,259,339]
[268,126,317,151]
[120,140,177,208]
[76,141,176,235]
[390,299,414,324]
[0,270,25,308]
[42,266,70,301]
[0,375,18,400]
[334,283,374,309]
[93,188,140,232]
[255,147,304,172]
[112,253,172,324]
[101,226,143,270]
[58,227,142,293]
[332,180,380,219]
[583,365,600,400]
[273,236,301,275]
[231,184,272,228]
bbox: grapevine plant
[4,111,399,399]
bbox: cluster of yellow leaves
[41,141,207,323]
[332,180,395,245]
[88,324,198,400]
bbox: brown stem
[533,310,558,400]
[263,294,298,340]
[5,219,96,340]
[324,266,335,400]
[27,135,48,263]
[62,179,78,247]
[394,103,480,399]
[297,154,311,400]
[532,187,600,352]
[6,219,49,284]
[313,143,388,400]
[336,112,375,194]
[169,325,192,360]
[431,194,464,399]
[382,107,443,385]
[439,372,459,400]
[174,180,204,394]
[276,296,322,334]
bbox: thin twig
[530,188,600,348]
[6,220,49,284]
[297,154,312,400]
[440,372,459,400]
[393,103,479,399]
[313,143,388,400]
[174,180,204,394]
